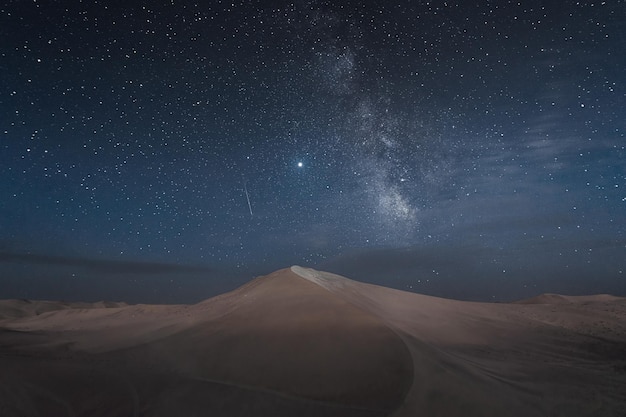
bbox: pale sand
[0,266,624,416]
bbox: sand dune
[1,266,625,416]
[515,293,623,304]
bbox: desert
[1,266,625,416]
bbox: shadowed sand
[1,266,625,416]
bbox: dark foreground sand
[1,266,625,416]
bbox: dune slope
[292,266,626,417]
[0,268,412,416]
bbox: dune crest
[1,267,626,416]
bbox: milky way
[1,1,624,302]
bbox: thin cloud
[0,252,212,275]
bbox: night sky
[1,0,625,303]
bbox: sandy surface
[1,266,625,416]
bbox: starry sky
[1,0,625,303]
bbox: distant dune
[515,293,623,304]
[0,299,129,320]
[1,266,625,416]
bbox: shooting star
[243,179,253,217]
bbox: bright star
[297,161,303,168]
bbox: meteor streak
[243,179,253,217]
